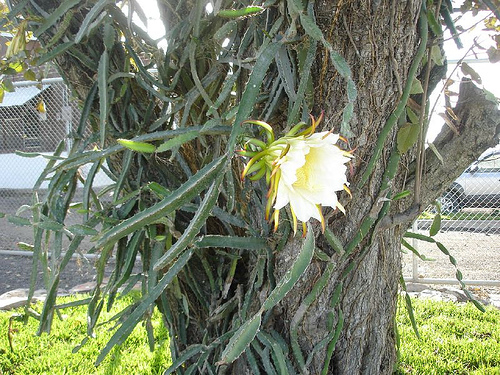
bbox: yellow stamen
[273,209,280,232]
[317,205,326,233]
[336,201,346,214]
[343,185,352,198]
[265,184,278,220]
[290,206,298,235]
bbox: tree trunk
[265,3,499,374]
[12,0,500,374]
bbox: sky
[425,8,499,146]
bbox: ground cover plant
[396,298,500,374]
[1,295,499,374]
[0,293,171,375]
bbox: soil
[0,254,99,295]
[401,231,500,295]
[0,189,118,296]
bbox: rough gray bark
[12,0,500,374]
[268,2,500,374]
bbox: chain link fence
[403,148,500,288]
[0,78,111,251]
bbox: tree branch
[408,79,500,209]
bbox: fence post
[411,220,418,282]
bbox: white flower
[271,132,350,230]
[239,115,352,234]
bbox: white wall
[0,152,113,189]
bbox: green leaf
[404,292,421,339]
[153,173,224,271]
[17,242,34,251]
[429,214,441,236]
[3,79,14,92]
[218,312,262,365]
[214,20,238,41]
[392,190,411,201]
[323,228,344,254]
[228,42,282,150]
[218,6,264,18]
[7,215,31,226]
[436,241,450,256]
[34,0,81,37]
[75,0,111,43]
[147,182,170,197]
[156,131,199,153]
[406,106,419,125]
[461,62,482,84]
[299,13,325,44]
[397,122,420,154]
[37,41,75,65]
[164,345,205,375]
[257,332,289,375]
[261,226,315,311]
[37,219,64,231]
[96,248,194,366]
[430,45,444,66]
[404,232,436,243]
[410,78,424,94]
[195,235,267,250]
[401,239,433,261]
[276,45,296,102]
[23,69,36,81]
[426,10,442,36]
[103,21,115,50]
[15,151,64,160]
[34,141,66,190]
[8,62,24,73]
[95,155,227,249]
[98,50,109,147]
[55,127,230,172]
[66,224,99,236]
[117,139,156,153]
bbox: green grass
[1,294,499,374]
[0,293,171,375]
[396,298,500,374]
